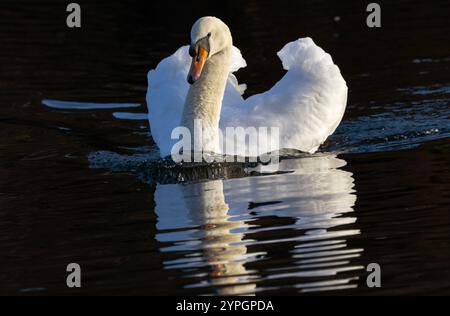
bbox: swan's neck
[181,48,231,152]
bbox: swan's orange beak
[187,46,209,84]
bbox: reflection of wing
[232,155,357,223]
[222,155,362,293]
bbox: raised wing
[221,38,348,154]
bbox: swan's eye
[207,32,211,38]
[189,45,196,57]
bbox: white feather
[146,37,347,157]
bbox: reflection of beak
[187,46,209,84]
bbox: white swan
[147,16,348,158]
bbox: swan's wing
[220,46,249,133]
[146,46,191,157]
[221,38,348,154]
[147,45,247,157]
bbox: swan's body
[147,17,347,158]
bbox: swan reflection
[154,154,363,295]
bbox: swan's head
[187,16,232,84]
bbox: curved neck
[182,48,231,133]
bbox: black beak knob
[189,45,196,57]
[187,74,195,85]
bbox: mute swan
[147,16,348,158]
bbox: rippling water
[1,0,450,295]
[153,156,361,295]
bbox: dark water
[1,0,450,295]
